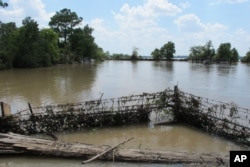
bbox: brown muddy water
[0,124,245,167]
[1,61,250,166]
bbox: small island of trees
[189,40,239,65]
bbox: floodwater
[0,61,250,166]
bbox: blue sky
[1,0,250,56]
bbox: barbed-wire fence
[175,88,250,145]
[0,87,249,145]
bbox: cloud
[113,0,182,29]
[92,0,248,56]
[174,14,204,32]
[179,1,191,9]
[174,14,228,34]
[0,0,53,28]
[90,0,181,55]
[173,13,232,54]
[177,24,250,56]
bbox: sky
[1,0,250,56]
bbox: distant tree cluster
[151,41,176,60]
[109,47,142,60]
[0,8,107,70]
[109,53,130,60]
[130,47,139,60]
[241,50,250,63]
[0,0,8,8]
[189,40,239,64]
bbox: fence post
[28,102,34,116]
[173,85,180,112]
[0,102,12,117]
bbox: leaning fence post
[28,102,34,116]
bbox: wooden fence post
[0,102,11,117]
[28,102,34,116]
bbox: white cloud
[173,13,233,55]
[179,1,191,9]
[174,14,204,32]
[175,14,228,34]
[0,0,53,28]
[90,0,182,55]
[113,0,182,29]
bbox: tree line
[188,40,240,64]
[2,3,250,69]
[0,8,107,70]
[151,40,250,63]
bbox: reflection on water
[57,124,242,154]
[0,63,99,112]
[1,61,250,110]
[1,61,250,166]
[0,124,243,167]
[0,156,179,167]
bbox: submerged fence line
[14,89,174,119]
[0,87,249,145]
[175,89,249,144]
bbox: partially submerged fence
[175,89,250,145]
[0,87,249,145]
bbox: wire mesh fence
[1,87,249,145]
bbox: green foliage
[151,48,161,60]
[189,40,215,63]
[109,53,130,60]
[131,47,139,60]
[0,17,61,69]
[0,8,106,70]
[0,22,17,69]
[215,43,239,63]
[13,17,40,68]
[231,48,239,62]
[151,41,176,60]
[49,8,83,44]
[0,0,8,8]
[38,29,60,65]
[216,43,232,61]
[189,46,205,60]
[69,25,105,61]
[161,41,176,60]
[189,41,238,64]
[241,51,250,63]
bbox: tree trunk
[0,132,228,165]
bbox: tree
[215,43,239,64]
[189,46,205,62]
[151,48,162,60]
[0,22,17,69]
[13,17,40,68]
[241,50,250,63]
[230,48,239,63]
[189,40,215,63]
[151,41,175,60]
[216,43,232,62]
[38,28,60,65]
[160,41,175,60]
[203,40,215,61]
[49,8,83,45]
[69,25,101,61]
[131,47,139,60]
[0,0,8,8]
